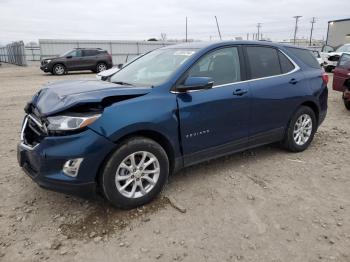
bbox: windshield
[336,45,350,53]
[110,48,197,86]
[60,50,73,57]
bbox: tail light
[322,72,329,85]
[108,53,112,61]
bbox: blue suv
[18,41,328,209]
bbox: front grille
[21,115,47,148]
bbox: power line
[293,16,302,45]
[309,17,316,45]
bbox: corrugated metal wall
[25,47,41,61]
[39,39,177,64]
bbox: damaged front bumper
[17,120,116,198]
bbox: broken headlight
[46,114,101,131]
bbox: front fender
[88,91,181,158]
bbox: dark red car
[333,53,350,110]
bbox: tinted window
[278,51,295,73]
[338,53,350,68]
[187,47,241,86]
[83,50,98,56]
[68,50,82,57]
[286,47,320,68]
[246,46,281,79]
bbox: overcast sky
[0,0,349,45]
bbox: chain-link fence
[0,41,27,66]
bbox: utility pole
[215,16,222,40]
[257,23,262,40]
[185,17,188,42]
[247,33,249,40]
[293,16,302,45]
[309,17,316,46]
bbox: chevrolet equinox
[18,41,328,209]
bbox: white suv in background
[322,43,350,72]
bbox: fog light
[63,158,83,177]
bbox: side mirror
[117,64,123,69]
[176,76,214,92]
[66,55,72,59]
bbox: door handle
[289,78,298,85]
[233,88,248,96]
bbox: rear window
[246,46,281,79]
[286,47,320,68]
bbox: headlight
[46,59,51,63]
[47,114,101,131]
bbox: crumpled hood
[30,80,151,116]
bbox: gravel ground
[0,63,349,262]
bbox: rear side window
[83,50,99,56]
[286,47,320,68]
[278,51,295,73]
[246,46,281,79]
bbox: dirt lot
[0,63,349,262]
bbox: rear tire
[52,64,66,75]
[282,106,317,152]
[344,98,350,111]
[100,137,169,209]
[96,62,107,73]
[324,66,333,73]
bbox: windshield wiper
[112,81,134,86]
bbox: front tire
[100,137,169,209]
[52,64,66,75]
[283,106,317,152]
[324,66,333,73]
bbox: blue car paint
[18,41,328,198]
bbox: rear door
[176,46,251,166]
[333,53,350,92]
[82,49,99,69]
[244,45,305,144]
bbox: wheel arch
[96,129,177,188]
[300,100,319,125]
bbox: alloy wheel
[115,151,160,199]
[54,65,65,75]
[97,64,107,72]
[293,114,313,146]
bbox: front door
[65,49,83,70]
[176,46,251,166]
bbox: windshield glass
[110,48,197,86]
[60,50,73,57]
[336,45,350,53]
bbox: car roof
[73,48,105,50]
[162,40,309,51]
